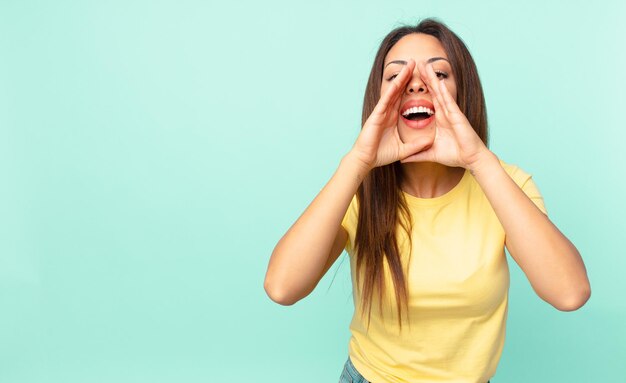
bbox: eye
[435,70,449,79]
[386,70,449,82]
[386,73,399,81]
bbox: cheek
[442,83,458,103]
[380,83,388,96]
[449,83,458,101]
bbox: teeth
[402,105,434,116]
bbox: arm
[401,61,591,311]
[264,59,431,306]
[469,151,591,311]
[264,153,366,306]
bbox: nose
[406,72,427,95]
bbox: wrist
[467,149,499,176]
[341,151,371,181]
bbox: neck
[400,162,465,198]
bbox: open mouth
[401,106,434,121]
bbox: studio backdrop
[1,0,624,382]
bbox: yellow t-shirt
[341,161,547,383]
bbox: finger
[424,62,460,117]
[432,95,450,126]
[377,60,415,112]
[398,135,434,161]
[384,60,415,114]
[417,62,436,96]
[438,77,461,115]
[400,147,434,164]
[391,92,403,118]
[422,63,448,115]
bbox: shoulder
[342,194,360,229]
[341,193,360,255]
[497,158,548,215]
[497,158,534,188]
[344,193,359,218]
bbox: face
[381,33,457,142]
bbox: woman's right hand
[349,58,434,172]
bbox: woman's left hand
[401,62,491,170]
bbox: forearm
[469,151,591,311]
[265,152,368,304]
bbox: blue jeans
[339,356,371,383]
[339,356,491,383]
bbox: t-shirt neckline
[401,168,471,207]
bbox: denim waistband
[345,356,366,380]
[344,356,491,383]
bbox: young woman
[264,18,591,383]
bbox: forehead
[384,33,448,66]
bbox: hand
[349,59,436,172]
[400,61,491,169]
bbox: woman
[264,18,591,383]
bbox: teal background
[1,0,624,381]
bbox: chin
[398,123,436,143]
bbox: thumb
[399,136,433,161]
[400,149,434,163]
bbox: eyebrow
[384,57,449,68]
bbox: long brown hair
[355,18,489,333]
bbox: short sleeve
[501,161,548,215]
[341,194,359,255]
